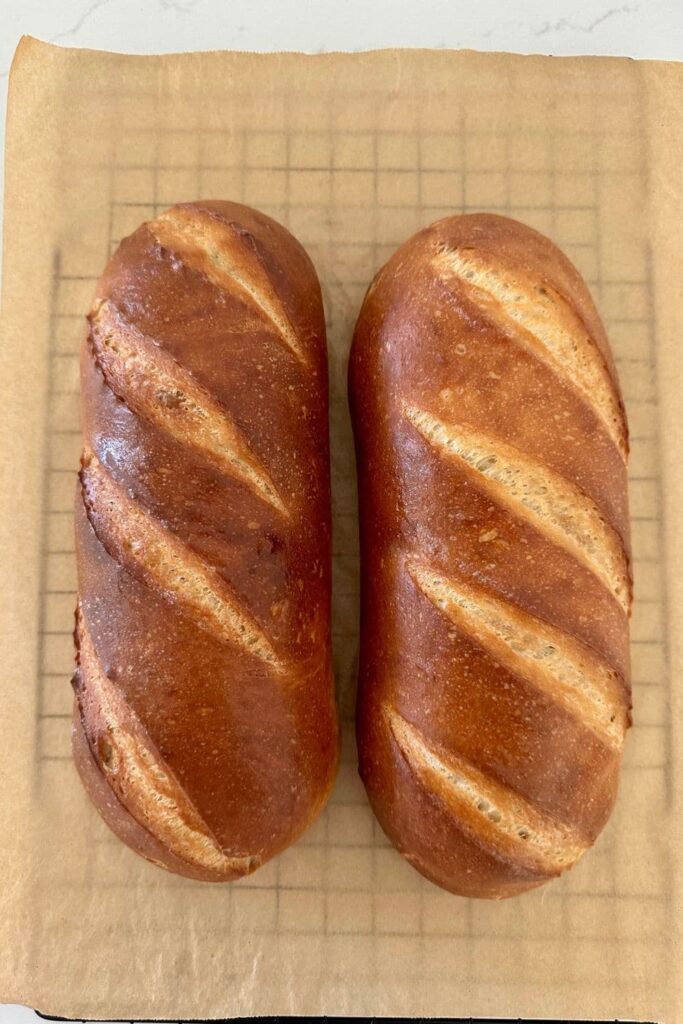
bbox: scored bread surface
[73,201,338,881]
[89,299,287,513]
[350,213,632,899]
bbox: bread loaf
[73,200,338,881]
[349,213,632,899]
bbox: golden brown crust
[349,213,631,899]
[74,200,339,881]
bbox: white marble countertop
[1,1,681,1021]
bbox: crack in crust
[408,563,629,749]
[89,299,287,514]
[75,609,260,876]
[149,205,307,364]
[386,706,588,877]
[404,404,631,614]
[80,451,281,668]
[432,245,627,458]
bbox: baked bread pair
[74,201,631,898]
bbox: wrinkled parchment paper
[1,37,681,1022]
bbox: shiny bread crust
[73,201,339,881]
[349,213,631,899]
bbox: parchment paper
[1,37,681,1022]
